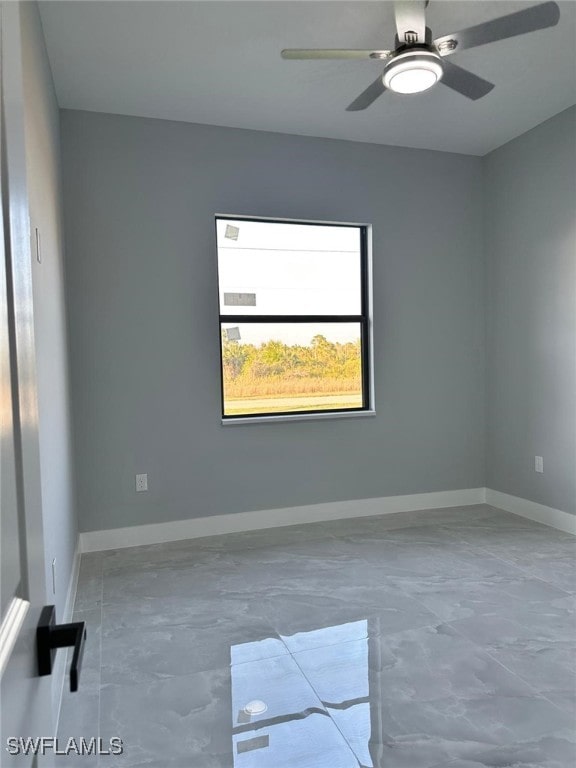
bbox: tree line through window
[222,330,363,415]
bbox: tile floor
[57,505,576,767]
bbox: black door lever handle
[37,605,87,692]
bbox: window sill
[221,409,376,426]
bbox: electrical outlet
[135,473,148,492]
[535,456,544,474]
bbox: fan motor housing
[394,26,433,48]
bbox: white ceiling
[39,1,576,155]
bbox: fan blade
[281,49,391,60]
[434,1,560,55]
[394,1,427,45]
[440,60,494,100]
[346,76,387,111]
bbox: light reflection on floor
[232,621,372,767]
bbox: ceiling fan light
[388,67,438,94]
[383,50,443,94]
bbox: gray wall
[485,106,576,515]
[20,4,77,618]
[60,110,485,533]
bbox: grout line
[287,641,365,764]
[97,556,103,768]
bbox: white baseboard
[80,488,486,553]
[486,489,576,535]
[79,487,575,554]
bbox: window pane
[217,219,362,315]
[221,323,363,416]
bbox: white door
[1,2,55,763]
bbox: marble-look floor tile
[102,560,239,605]
[102,594,261,633]
[220,546,369,597]
[100,657,358,767]
[148,521,341,556]
[292,624,572,765]
[500,552,575,594]
[277,590,437,653]
[100,667,233,767]
[328,505,525,538]
[69,505,575,768]
[355,524,465,546]
[358,696,571,768]
[447,506,549,530]
[325,538,485,582]
[448,598,576,709]
[253,581,439,643]
[101,617,288,686]
[227,535,354,565]
[292,623,530,706]
[253,591,385,637]
[447,531,576,592]
[103,542,236,576]
[455,523,576,547]
[447,548,542,579]
[315,513,445,541]
[391,571,569,623]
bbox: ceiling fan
[281,1,560,110]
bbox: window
[216,216,372,420]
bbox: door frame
[0,0,54,752]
